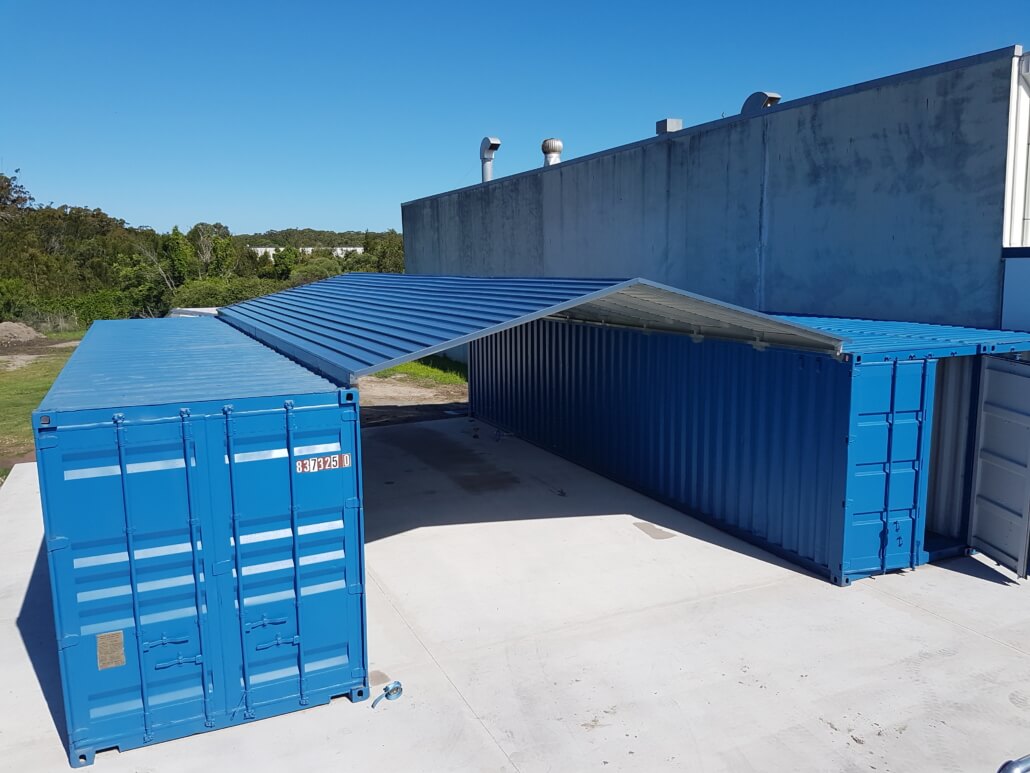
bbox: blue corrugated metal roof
[219,275,628,383]
[39,317,337,412]
[775,315,1030,359]
[219,274,843,383]
[218,273,1030,384]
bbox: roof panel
[219,274,845,383]
[775,315,1030,358]
[39,317,337,412]
[219,274,1030,385]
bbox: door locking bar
[142,634,189,652]
[255,634,301,651]
[156,653,203,670]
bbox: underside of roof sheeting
[218,274,844,384]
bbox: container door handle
[142,634,189,652]
[155,653,203,670]
[255,634,300,651]
[245,615,288,632]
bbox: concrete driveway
[2,416,1029,771]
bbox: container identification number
[296,453,352,474]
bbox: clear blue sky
[2,1,1028,234]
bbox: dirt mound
[0,322,44,346]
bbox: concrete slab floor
[1,416,1029,772]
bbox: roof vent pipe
[480,137,501,182]
[740,91,782,117]
[541,138,563,166]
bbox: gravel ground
[357,374,467,406]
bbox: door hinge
[58,633,80,650]
[37,431,58,448]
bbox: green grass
[44,329,88,342]
[0,347,77,471]
[373,354,467,386]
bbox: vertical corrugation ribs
[469,319,852,577]
[926,357,975,539]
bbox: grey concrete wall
[402,47,1021,328]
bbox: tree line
[0,172,403,329]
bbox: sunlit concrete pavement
[2,416,1029,772]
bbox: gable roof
[219,274,842,384]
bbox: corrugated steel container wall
[34,319,369,767]
[926,356,977,540]
[469,319,854,579]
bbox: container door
[36,412,221,759]
[968,357,1030,578]
[843,359,932,580]
[212,397,365,719]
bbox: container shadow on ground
[360,402,468,428]
[361,418,825,583]
[932,554,1018,586]
[17,541,68,755]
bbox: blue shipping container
[33,318,368,767]
[469,319,954,585]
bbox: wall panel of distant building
[402,46,1029,329]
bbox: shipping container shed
[34,318,368,767]
[223,273,1030,588]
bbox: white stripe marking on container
[295,442,341,456]
[64,457,194,481]
[73,541,201,569]
[129,458,187,474]
[224,442,342,465]
[150,685,203,706]
[64,465,120,481]
[238,549,345,577]
[243,589,295,607]
[74,551,129,569]
[249,665,298,685]
[241,558,294,576]
[299,549,345,566]
[90,698,142,719]
[231,518,344,547]
[77,584,132,603]
[89,685,204,719]
[237,527,293,546]
[228,448,288,464]
[77,573,199,603]
[135,541,193,560]
[141,605,197,626]
[80,607,199,635]
[305,654,348,673]
[245,655,346,687]
[298,518,344,536]
[137,573,196,593]
[80,617,134,636]
[300,579,346,597]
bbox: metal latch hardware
[245,615,288,632]
[155,653,203,669]
[256,634,300,651]
[142,634,189,651]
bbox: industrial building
[401,45,1030,330]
